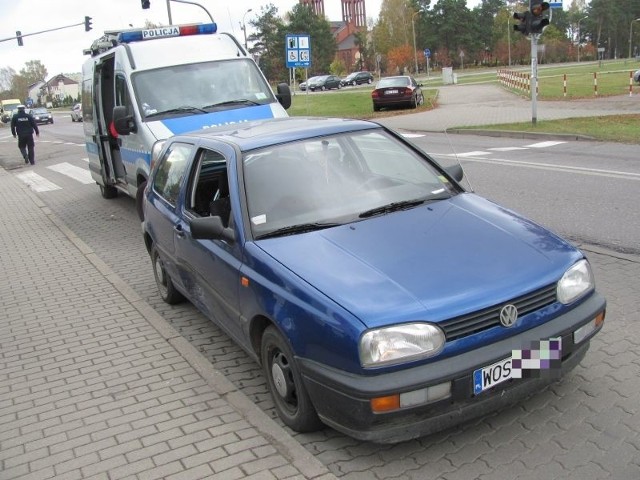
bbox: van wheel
[151,246,184,304]
[261,326,322,432]
[136,181,147,221]
[100,184,118,199]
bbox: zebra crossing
[15,157,90,193]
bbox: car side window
[153,143,193,205]
[186,149,231,225]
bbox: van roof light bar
[118,23,217,43]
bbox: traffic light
[84,16,93,32]
[529,0,550,34]
[513,11,530,36]
[16,31,23,46]
[141,0,150,9]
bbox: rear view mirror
[276,83,292,110]
[113,106,136,135]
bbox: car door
[145,141,196,292]
[173,143,247,347]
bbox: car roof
[171,117,382,152]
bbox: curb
[11,169,338,480]
[444,128,598,142]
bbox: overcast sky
[0,0,384,78]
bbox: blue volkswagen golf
[141,117,605,443]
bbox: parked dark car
[70,103,83,122]
[372,75,424,111]
[298,76,320,92]
[142,116,605,444]
[28,107,54,124]
[341,71,375,86]
[307,74,342,91]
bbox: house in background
[26,81,45,107]
[40,74,80,106]
[300,0,367,71]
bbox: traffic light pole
[0,21,86,45]
[530,33,539,125]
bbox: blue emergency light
[119,23,217,43]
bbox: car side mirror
[445,163,464,183]
[276,83,292,110]
[190,216,235,243]
[112,106,136,135]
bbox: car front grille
[439,283,557,341]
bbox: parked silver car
[71,103,83,122]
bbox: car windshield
[132,58,276,120]
[243,130,458,239]
[32,108,47,114]
[378,77,410,88]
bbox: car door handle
[174,224,185,238]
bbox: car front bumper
[298,292,606,443]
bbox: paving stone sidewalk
[0,168,337,480]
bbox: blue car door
[146,141,196,291]
[173,144,246,347]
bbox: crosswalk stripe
[47,162,94,184]
[525,141,567,148]
[15,171,62,192]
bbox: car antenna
[444,128,475,193]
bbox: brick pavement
[0,167,337,480]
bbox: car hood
[256,193,581,328]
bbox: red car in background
[372,75,424,111]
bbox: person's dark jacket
[11,110,39,137]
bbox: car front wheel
[261,325,322,432]
[151,246,184,304]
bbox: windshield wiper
[203,99,261,109]
[145,105,208,118]
[257,222,340,239]
[358,194,451,219]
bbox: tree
[249,4,287,83]
[387,44,414,73]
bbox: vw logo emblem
[500,304,518,327]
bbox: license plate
[385,89,399,94]
[473,356,512,395]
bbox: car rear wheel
[261,325,323,432]
[373,104,381,112]
[151,246,184,304]
[367,78,372,84]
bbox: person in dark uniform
[10,105,40,165]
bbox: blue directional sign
[286,34,311,68]
[424,48,431,58]
[549,0,562,8]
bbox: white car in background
[71,103,83,122]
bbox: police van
[81,22,291,218]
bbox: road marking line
[47,162,94,184]
[525,141,567,148]
[445,151,492,157]
[15,171,62,192]
[488,147,528,151]
[401,133,425,138]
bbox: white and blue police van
[81,23,291,218]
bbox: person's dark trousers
[18,134,35,165]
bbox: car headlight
[359,323,445,368]
[557,259,594,305]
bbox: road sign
[424,48,431,58]
[286,34,311,68]
[549,0,562,8]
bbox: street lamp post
[629,17,640,60]
[411,10,424,74]
[242,8,253,50]
[577,16,587,62]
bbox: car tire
[338,83,342,89]
[136,181,147,221]
[99,184,118,199]
[321,86,326,91]
[373,104,381,112]
[50,119,54,124]
[367,78,373,84]
[151,246,184,305]
[417,93,425,106]
[352,81,356,86]
[261,325,323,433]
[71,116,76,122]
